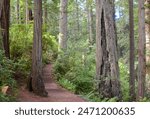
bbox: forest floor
[17,64,85,102]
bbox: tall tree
[0,0,4,17]
[87,0,94,45]
[29,0,33,21]
[96,0,121,99]
[16,0,20,24]
[0,0,4,49]
[75,0,80,35]
[129,0,135,101]
[0,0,10,58]
[58,0,68,51]
[26,0,29,24]
[25,0,33,24]
[145,0,150,64]
[137,0,146,100]
[30,0,48,97]
[43,0,48,25]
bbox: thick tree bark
[58,0,68,51]
[0,0,10,58]
[96,0,121,99]
[129,0,135,101]
[137,0,146,100]
[30,0,48,97]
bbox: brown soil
[17,64,86,102]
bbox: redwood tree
[137,0,146,100]
[145,0,150,64]
[58,0,68,51]
[96,0,121,99]
[0,0,3,49]
[30,0,48,97]
[0,0,10,58]
[16,0,20,23]
[0,0,4,17]
[87,0,94,45]
[43,0,48,25]
[25,0,29,24]
[129,0,135,101]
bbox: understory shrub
[119,60,130,101]
[53,41,96,96]
[42,31,58,63]
[10,24,58,63]
[9,24,58,85]
[54,42,133,101]
[0,50,17,101]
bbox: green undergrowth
[0,24,58,101]
[119,60,130,101]
[53,43,134,101]
[9,24,58,85]
[53,41,99,101]
[0,50,17,101]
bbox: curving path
[17,64,85,102]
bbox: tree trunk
[29,9,33,21]
[0,0,4,17]
[58,0,68,51]
[30,0,48,97]
[0,0,10,58]
[43,0,48,25]
[145,0,150,65]
[28,0,33,21]
[16,0,20,24]
[87,2,94,46]
[129,0,135,101]
[26,0,29,24]
[76,0,80,37]
[0,0,4,49]
[96,0,121,99]
[137,0,146,100]
[25,0,33,23]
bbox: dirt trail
[17,64,85,102]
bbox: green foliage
[80,91,119,102]
[0,50,15,87]
[119,60,130,101]
[54,40,134,102]
[0,50,17,101]
[0,92,17,102]
[116,0,138,59]
[9,24,58,85]
[53,41,95,96]
[82,60,132,102]
[10,24,33,83]
[82,91,101,102]
[10,24,58,62]
[139,97,150,102]
[0,93,10,101]
[58,78,76,92]
[10,24,33,60]
[42,31,58,63]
